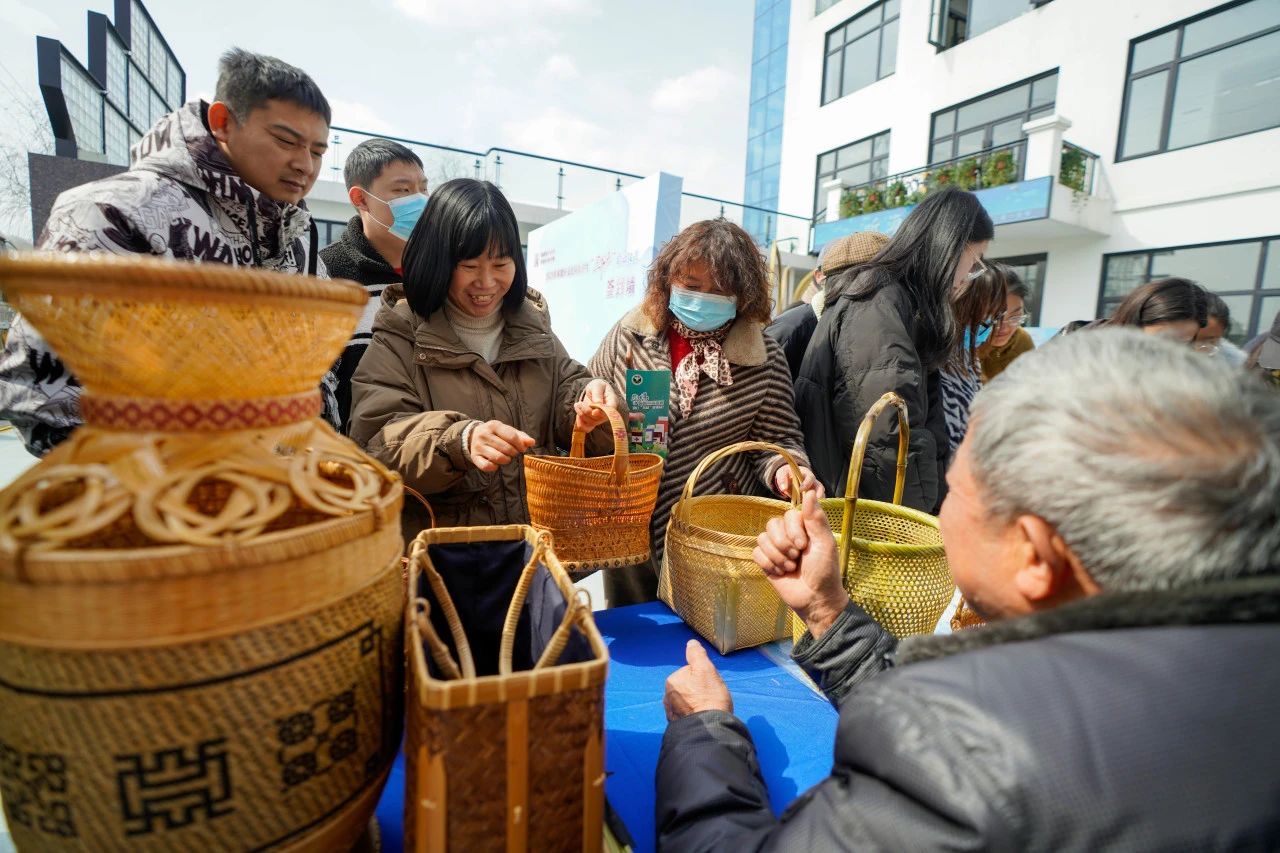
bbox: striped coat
[589,306,811,573]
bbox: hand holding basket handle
[572,379,619,434]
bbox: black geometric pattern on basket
[275,686,359,791]
[0,740,77,838]
[114,737,233,836]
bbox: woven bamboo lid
[0,253,365,400]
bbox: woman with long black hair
[348,178,618,540]
[794,186,994,512]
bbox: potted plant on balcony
[839,188,864,219]
[862,185,886,213]
[926,166,955,193]
[886,180,909,209]
[1059,145,1088,193]
[982,149,1017,188]
[956,157,981,191]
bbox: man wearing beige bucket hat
[766,230,890,380]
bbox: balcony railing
[830,139,1028,222]
[322,126,809,247]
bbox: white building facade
[774,0,1280,340]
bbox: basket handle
[677,441,804,523]
[499,530,588,675]
[568,401,629,488]
[839,392,910,568]
[403,485,436,528]
[407,536,476,680]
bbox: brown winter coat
[348,284,615,539]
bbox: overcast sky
[0,0,756,239]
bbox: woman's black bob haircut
[401,179,527,318]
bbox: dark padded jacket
[655,575,1280,851]
[319,216,402,433]
[793,275,949,511]
[765,302,817,382]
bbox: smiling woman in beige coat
[348,179,618,539]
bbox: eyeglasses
[998,311,1030,328]
[965,257,988,282]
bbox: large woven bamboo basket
[524,404,662,570]
[660,442,800,654]
[405,525,608,853]
[0,254,405,852]
[791,393,952,642]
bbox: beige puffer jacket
[348,284,617,539]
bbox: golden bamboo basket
[0,254,405,851]
[406,525,607,853]
[792,392,952,642]
[660,442,800,654]
[524,403,662,571]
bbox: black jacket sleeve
[765,304,818,382]
[792,601,898,704]
[655,670,999,852]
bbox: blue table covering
[375,602,839,852]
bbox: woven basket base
[0,553,404,851]
[278,768,390,853]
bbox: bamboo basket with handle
[0,254,404,852]
[660,442,801,654]
[792,392,952,642]
[405,524,608,853]
[523,403,662,571]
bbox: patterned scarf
[670,318,734,416]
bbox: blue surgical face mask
[669,288,738,332]
[963,322,994,350]
[365,190,427,241]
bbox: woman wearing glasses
[795,186,993,513]
[939,262,1009,453]
[977,273,1036,382]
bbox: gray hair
[968,328,1280,591]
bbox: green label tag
[625,369,671,458]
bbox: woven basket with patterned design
[524,404,662,570]
[660,442,800,654]
[405,525,608,852]
[0,254,405,851]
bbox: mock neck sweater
[445,302,505,363]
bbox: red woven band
[81,391,322,431]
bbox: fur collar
[619,305,767,366]
[897,574,1280,666]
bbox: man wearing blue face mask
[321,138,429,432]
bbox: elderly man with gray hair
[656,329,1280,850]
